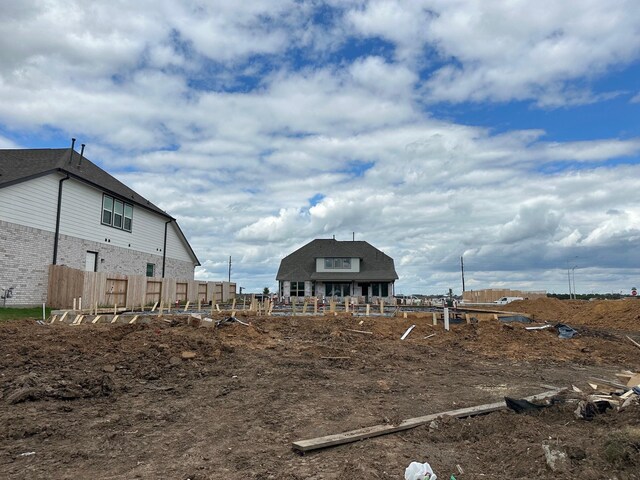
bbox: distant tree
[263,287,270,296]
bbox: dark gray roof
[0,148,168,216]
[0,148,200,265]
[276,239,398,282]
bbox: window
[372,283,389,297]
[325,282,351,297]
[113,199,123,228]
[146,263,155,277]
[290,281,305,297]
[323,258,351,269]
[102,194,133,232]
[124,204,133,231]
[102,196,113,225]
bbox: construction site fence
[47,264,236,309]
[462,288,547,303]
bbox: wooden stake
[72,298,76,312]
[432,312,437,326]
[232,298,236,311]
[59,311,69,323]
[184,301,190,312]
[129,315,139,324]
[465,314,471,324]
[111,315,119,324]
[151,301,158,312]
[314,298,318,314]
[444,308,450,331]
[78,297,82,311]
[114,303,117,316]
[379,299,384,314]
[366,304,370,316]
[92,315,102,324]
[198,298,201,311]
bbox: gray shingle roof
[0,148,200,265]
[0,148,169,217]
[276,239,398,282]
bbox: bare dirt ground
[1,298,640,479]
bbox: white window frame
[324,257,351,269]
[102,194,133,232]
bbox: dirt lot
[1,298,640,479]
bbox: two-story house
[276,238,398,302]
[0,144,200,306]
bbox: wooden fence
[47,265,236,309]
[462,288,546,303]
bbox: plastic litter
[405,461,437,480]
[556,323,578,339]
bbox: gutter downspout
[162,219,171,278]
[53,172,70,265]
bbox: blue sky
[1,0,639,295]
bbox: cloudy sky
[1,1,639,295]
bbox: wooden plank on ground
[345,329,373,335]
[292,388,563,452]
[588,377,629,391]
[626,374,640,388]
[626,335,640,350]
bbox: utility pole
[571,266,577,299]
[228,256,231,282]
[460,256,465,292]
[567,267,572,299]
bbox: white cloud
[346,0,640,105]
[1,0,639,294]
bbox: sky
[1,0,639,296]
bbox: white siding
[165,222,195,263]
[0,173,196,264]
[58,179,169,257]
[315,257,360,273]
[0,174,59,231]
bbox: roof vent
[77,144,85,167]
[69,138,76,163]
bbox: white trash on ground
[405,461,437,480]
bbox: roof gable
[0,148,169,217]
[276,239,398,281]
[0,148,200,266]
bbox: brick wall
[0,220,196,306]
[0,220,54,306]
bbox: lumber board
[344,329,373,335]
[588,377,629,391]
[292,388,562,452]
[626,335,640,350]
[455,306,530,317]
[626,374,640,388]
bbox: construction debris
[400,324,416,340]
[292,387,563,452]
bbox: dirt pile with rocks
[1,302,639,479]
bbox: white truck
[494,296,524,305]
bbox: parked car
[494,296,524,305]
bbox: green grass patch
[603,427,640,467]
[0,307,52,322]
